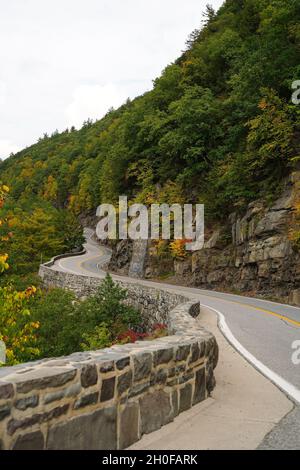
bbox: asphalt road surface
[54,229,300,406]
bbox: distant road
[54,229,300,404]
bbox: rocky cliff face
[107,172,300,304]
[108,239,133,274]
[183,172,300,303]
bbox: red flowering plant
[116,330,148,345]
[115,323,168,345]
[150,323,168,339]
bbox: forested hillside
[1,0,300,282]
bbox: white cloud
[0,140,20,160]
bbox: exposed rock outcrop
[108,239,133,274]
[106,173,300,303]
[189,173,299,301]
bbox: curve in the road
[205,304,300,404]
[53,230,300,404]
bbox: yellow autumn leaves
[0,184,10,274]
[0,184,40,365]
[0,286,40,365]
[0,254,9,274]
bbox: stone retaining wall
[0,267,218,450]
[39,264,188,330]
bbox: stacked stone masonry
[0,267,218,450]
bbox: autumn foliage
[0,184,40,365]
[0,184,10,274]
[116,323,168,345]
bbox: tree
[31,275,141,358]
[0,0,299,229]
[202,4,216,26]
[77,274,140,330]
[0,184,39,365]
[43,175,58,204]
[185,29,201,50]
[0,286,39,365]
[246,89,295,178]
[0,184,10,273]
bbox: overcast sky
[0,0,224,159]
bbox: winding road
[53,229,300,406]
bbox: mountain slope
[0,0,300,291]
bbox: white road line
[202,303,300,405]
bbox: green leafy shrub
[76,273,141,330]
[0,184,40,366]
[81,324,112,351]
[0,285,40,365]
[31,274,141,359]
[31,288,80,357]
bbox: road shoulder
[129,306,293,450]
[258,407,300,450]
